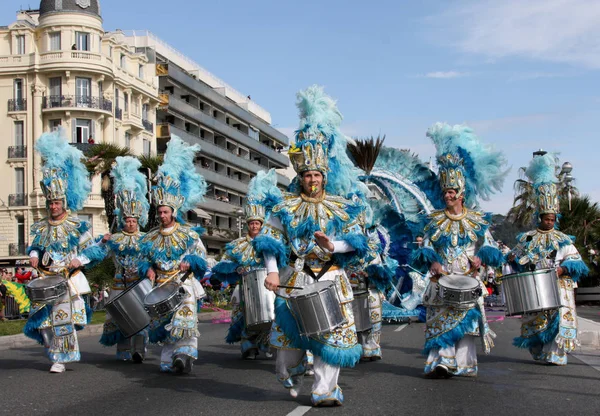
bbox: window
[15,168,24,195]
[108,45,112,58]
[14,79,23,100]
[138,64,144,79]
[14,121,24,146]
[143,139,150,156]
[16,215,25,247]
[49,77,61,107]
[114,88,119,109]
[75,31,90,51]
[49,32,61,51]
[120,54,126,69]
[49,119,61,131]
[98,81,103,95]
[15,35,25,55]
[142,103,149,120]
[74,119,91,144]
[124,92,129,112]
[125,131,131,148]
[249,126,259,140]
[75,77,91,107]
[132,98,139,116]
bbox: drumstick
[277,285,303,290]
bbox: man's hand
[69,258,82,270]
[470,256,482,269]
[179,262,190,272]
[429,262,444,277]
[314,231,334,252]
[556,266,565,277]
[507,253,516,262]
[30,257,39,269]
[101,233,112,243]
[264,272,280,292]
[147,268,156,282]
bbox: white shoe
[289,388,299,398]
[265,351,274,359]
[50,363,65,373]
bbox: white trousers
[276,349,340,395]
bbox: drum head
[439,275,478,290]
[28,275,66,288]
[291,281,334,298]
[144,283,178,305]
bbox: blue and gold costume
[96,157,150,361]
[507,153,588,365]
[138,136,208,374]
[23,130,101,372]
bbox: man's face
[157,206,175,227]
[443,189,463,209]
[540,214,556,231]
[416,236,423,247]
[123,217,138,233]
[48,200,66,219]
[247,220,262,238]
[301,171,324,197]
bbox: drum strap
[290,253,335,281]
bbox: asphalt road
[1,313,599,416]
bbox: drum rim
[108,278,152,304]
[438,275,479,289]
[502,268,557,280]
[241,267,268,276]
[27,276,67,288]
[287,280,335,299]
[143,283,183,306]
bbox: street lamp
[236,208,244,238]
[559,161,574,211]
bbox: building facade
[123,31,290,256]
[0,1,159,266]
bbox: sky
[3,0,599,214]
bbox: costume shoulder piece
[107,231,145,257]
[29,215,90,253]
[515,229,574,265]
[140,223,199,263]
[424,208,491,248]
[225,236,263,269]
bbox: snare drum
[26,275,68,305]
[438,275,482,308]
[242,268,275,331]
[351,291,372,332]
[144,282,186,318]
[502,268,561,316]
[284,281,346,337]
[105,279,152,338]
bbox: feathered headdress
[525,152,560,216]
[151,135,207,222]
[244,169,282,223]
[35,128,92,211]
[289,85,365,197]
[111,156,150,228]
[427,123,509,208]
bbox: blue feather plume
[111,156,150,227]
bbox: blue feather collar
[139,223,200,263]
[107,231,145,257]
[28,214,90,254]
[424,208,491,249]
[515,229,574,266]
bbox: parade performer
[411,123,508,378]
[96,156,150,362]
[212,170,280,360]
[507,152,588,365]
[257,85,368,406]
[24,130,102,373]
[138,136,208,374]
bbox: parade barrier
[3,296,22,319]
[576,287,600,302]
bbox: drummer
[506,152,588,365]
[138,136,209,374]
[23,130,104,373]
[258,86,367,407]
[410,123,507,378]
[94,157,150,363]
[212,170,280,360]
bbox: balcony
[8,146,27,159]
[8,243,27,256]
[115,107,123,120]
[8,193,27,207]
[8,98,26,112]
[142,119,154,132]
[69,143,96,155]
[42,95,113,113]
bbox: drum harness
[290,253,335,282]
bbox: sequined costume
[254,86,368,406]
[507,153,588,365]
[411,123,508,378]
[23,130,101,371]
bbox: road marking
[286,405,312,416]
[395,323,408,332]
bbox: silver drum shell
[105,279,153,338]
[351,291,372,333]
[438,275,482,309]
[143,282,186,318]
[241,268,275,331]
[26,276,68,305]
[285,281,346,337]
[502,268,561,316]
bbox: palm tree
[84,143,133,230]
[138,154,164,231]
[559,195,600,248]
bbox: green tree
[138,154,163,231]
[84,143,133,230]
